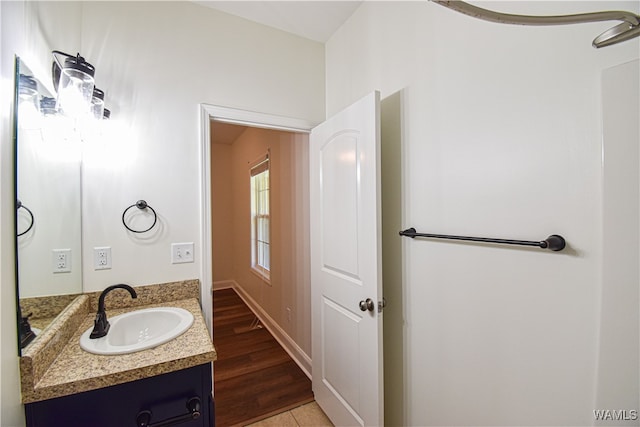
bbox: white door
[310,91,383,426]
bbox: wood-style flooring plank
[213,288,313,427]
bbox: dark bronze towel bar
[399,227,566,251]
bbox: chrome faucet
[90,284,138,339]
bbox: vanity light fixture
[17,74,41,128]
[40,97,57,116]
[51,50,96,118]
[91,87,105,120]
[18,74,40,113]
[39,96,77,146]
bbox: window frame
[249,153,271,283]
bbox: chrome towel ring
[122,200,157,233]
[17,200,34,237]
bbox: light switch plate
[171,242,194,264]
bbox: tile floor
[245,401,334,427]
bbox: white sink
[79,307,194,355]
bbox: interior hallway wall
[211,141,234,283]
[325,1,639,426]
[214,127,311,356]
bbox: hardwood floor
[213,288,314,427]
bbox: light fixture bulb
[53,52,95,119]
[91,87,105,120]
[40,97,57,116]
[18,74,39,106]
[56,69,94,117]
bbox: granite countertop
[21,294,81,333]
[20,281,216,404]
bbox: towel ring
[17,200,34,237]
[122,200,157,233]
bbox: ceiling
[210,121,247,145]
[193,1,363,42]
[202,1,363,145]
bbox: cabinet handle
[136,396,201,427]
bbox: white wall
[326,1,639,426]
[596,59,639,425]
[0,3,23,425]
[77,1,324,327]
[2,2,83,425]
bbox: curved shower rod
[432,1,640,48]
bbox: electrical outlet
[286,307,292,323]
[93,246,112,270]
[52,249,71,273]
[171,242,194,264]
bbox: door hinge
[378,297,387,313]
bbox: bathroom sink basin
[79,307,194,355]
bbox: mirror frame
[13,55,23,355]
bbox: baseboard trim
[216,280,312,379]
[212,280,235,290]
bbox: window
[250,155,270,281]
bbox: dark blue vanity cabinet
[25,363,214,427]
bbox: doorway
[198,104,315,335]
[200,95,400,426]
[209,119,313,371]
[200,105,317,424]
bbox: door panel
[310,91,383,427]
[321,297,361,410]
[321,132,359,277]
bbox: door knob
[359,298,374,312]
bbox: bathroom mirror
[14,56,83,354]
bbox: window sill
[251,267,271,285]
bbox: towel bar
[399,228,566,251]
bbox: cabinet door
[25,364,213,427]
